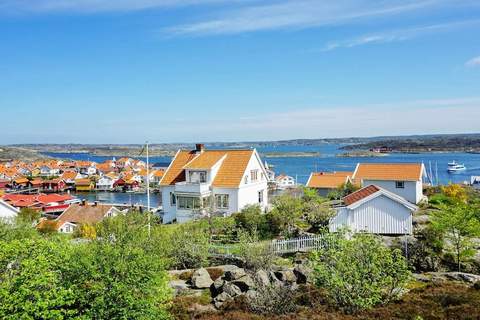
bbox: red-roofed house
[329,185,417,235]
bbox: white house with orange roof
[351,163,426,204]
[159,144,269,223]
[306,171,353,196]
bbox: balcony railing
[174,181,211,195]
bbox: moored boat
[447,161,466,172]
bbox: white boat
[447,161,466,172]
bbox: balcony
[174,181,211,195]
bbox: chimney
[81,199,86,206]
[195,144,205,154]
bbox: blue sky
[0,0,479,144]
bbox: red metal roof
[343,185,380,206]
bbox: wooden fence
[208,235,330,258]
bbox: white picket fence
[209,235,328,258]
[269,235,326,254]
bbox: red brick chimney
[195,144,205,153]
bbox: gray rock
[274,270,297,283]
[213,292,232,309]
[444,272,480,284]
[210,278,225,297]
[191,268,213,289]
[223,283,242,297]
[233,275,255,292]
[412,273,431,283]
[245,290,258,301]
[224,268,246,281]
[254,269,270,287]
[293,264,311,284]
[169,280,189,291]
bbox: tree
[302,188,335,231]
[233,204,272,239]
[0,239,77,319]
[267,194,304,237]
[431,204,480,271]
[311,234,411,314]
[73,223,97,239]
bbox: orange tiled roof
[343,185,380,206]
[307,171,352,189]
[160,149,255,188]
[353,163,424,182]
[61,171,78,180]
[160,151,197,186]
[184,151,226,169]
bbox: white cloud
[322,20,480,51]
[0,0,228,14]
[165,0,443,36]
[465,56,480,67]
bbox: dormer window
[189,171,207,183]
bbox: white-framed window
[395,181,405,189]
[244,175,248,184]
[215,194,229,209]
[189,171,207,183]
[177,197,201,210]
[170,192,176,206]
[251,170,258,182]
[258,190,264,204]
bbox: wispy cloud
[0,0,229,14]
[465,56,480,67]
[165,0,441,36]
[322,19,480,51]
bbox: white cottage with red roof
[159,144,269,223]
[330,185,418,235]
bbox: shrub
[233,205,273,239]
[310,234,411,314]
[169,223,210,269]
[237,230,276,271]
[246,281,297,315]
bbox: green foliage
[430,203,480,272]
[18,207,41,223]
[233,205,273,239]
[168,222,210,269]
[0,212,173,320]
[311,234,411,314]
[267,194,304,237]
[0,238,76,319]
[237,230,276,271]
[301,188,335,231]
[327,181,360,200]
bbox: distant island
[4,133,480,161]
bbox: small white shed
[330,185,417,235]
[0,199,20,221]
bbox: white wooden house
[159,144,269,224]
[275,174,295,189]
[96,176,115,191]
[351,163,425,204]
[330,185,417,235]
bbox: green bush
[233,205,273,240]
[310,234,411,314]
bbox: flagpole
[146,141,151,237]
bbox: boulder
[245,290,258,301]
[233,275,255,292]
[274,270,297,283]
[293,264,311,284]
[444,272,480,284]
[254,269,270,287]
[223,283,242,297]
[169,280,189,295]
[412,273,431,283]
[191,268,213,289]
[224,268,246,281]
[213,292,232,309]
[210,278,225,297]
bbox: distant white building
[159,144,269,224]
[0,199,20,221]
[275,174,295,189]
[471,176,480,190]
[351,163,426,204]
[96,176,115,191]
[330,185,417,235]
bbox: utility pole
[146,141,151,238]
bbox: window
[170,192,176,206]
[251,170,258,182]
[177,197,201,210]
[215,194,229,209]
[258,190,264,204]
[244,175,248,184]
[395,181,405,189]
[189,171,207,183]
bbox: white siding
[362,179,420,204]
[161,185,176,223]
[330,195,413,235]
[0,201,19,221]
